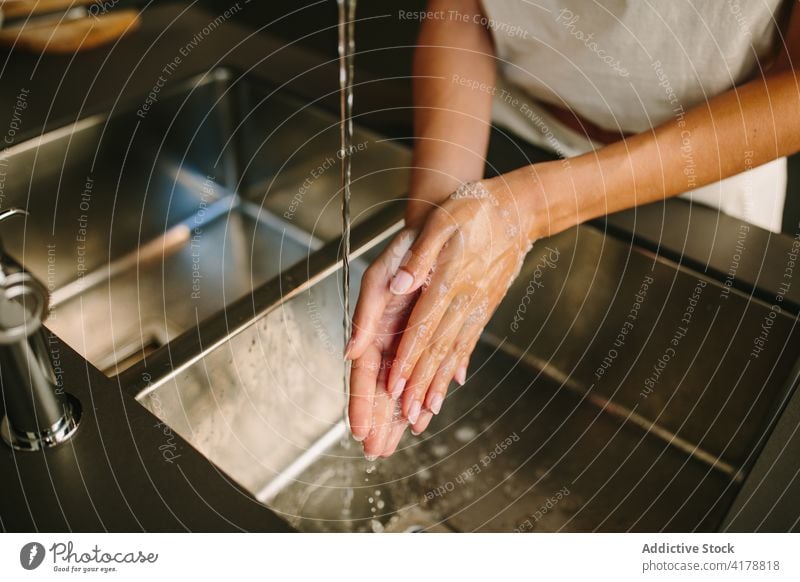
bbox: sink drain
[383,507,454,533]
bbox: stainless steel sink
[133,209,800,532]
[3,68,798,532]
[0,68,408,376]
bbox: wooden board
[1,0,98,20]
[0,9,140,53]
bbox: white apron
[482,0,788,232]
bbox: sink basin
[137,212,800,532]
[4,68,798,532]
[0,68,409,376]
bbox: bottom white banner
[0,533,797,580]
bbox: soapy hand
[346,229,424,457]
[347,176,536,454]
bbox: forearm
[524,67,800,239]
[407,0,496,228]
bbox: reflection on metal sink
[49,203,313,376]
[0,68,409,376]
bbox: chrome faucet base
[0,208,83,452]
[1,394,81,451]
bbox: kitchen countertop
[1,1,798,532]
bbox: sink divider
[125,200,405,399]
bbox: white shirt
[481,0,788,232]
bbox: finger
[348,346,380,441]
[420,294,497,422]
[423,350,461,414]
[375,350,390,394]
[454,355,470,386]
[410,410,434,436]
[385,254,462,405]
[380,419,408,458]
[347,229,416,361]
[418,300,485,416]
[445,293,499,388]
[401,254,507,418]
[456,329,485,385]
[388,209,458,296]
[362,389,398,459]
[401,292,473,422]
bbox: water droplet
[454,426,477,442]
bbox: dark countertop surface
[2,336,293,531]
[1,1,798,532]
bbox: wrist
[406,157,486,229]
[484,166,551,243]
[405,178,461,230]
[502,157,599,241]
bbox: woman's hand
[384,176,537,422]
[346,229,425,458]
[347,171,541,448]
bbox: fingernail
[455,365,467,386]
[407,400,421,424]
[390,270,414,295]
[364,454,378,462]
[429,394,443,415]
[411,428,423,436]
[352,432,366,442]
[391,378,406,400]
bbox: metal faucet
[0,208,81,451]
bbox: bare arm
[406,0,496,228]
[515,6,800,240]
